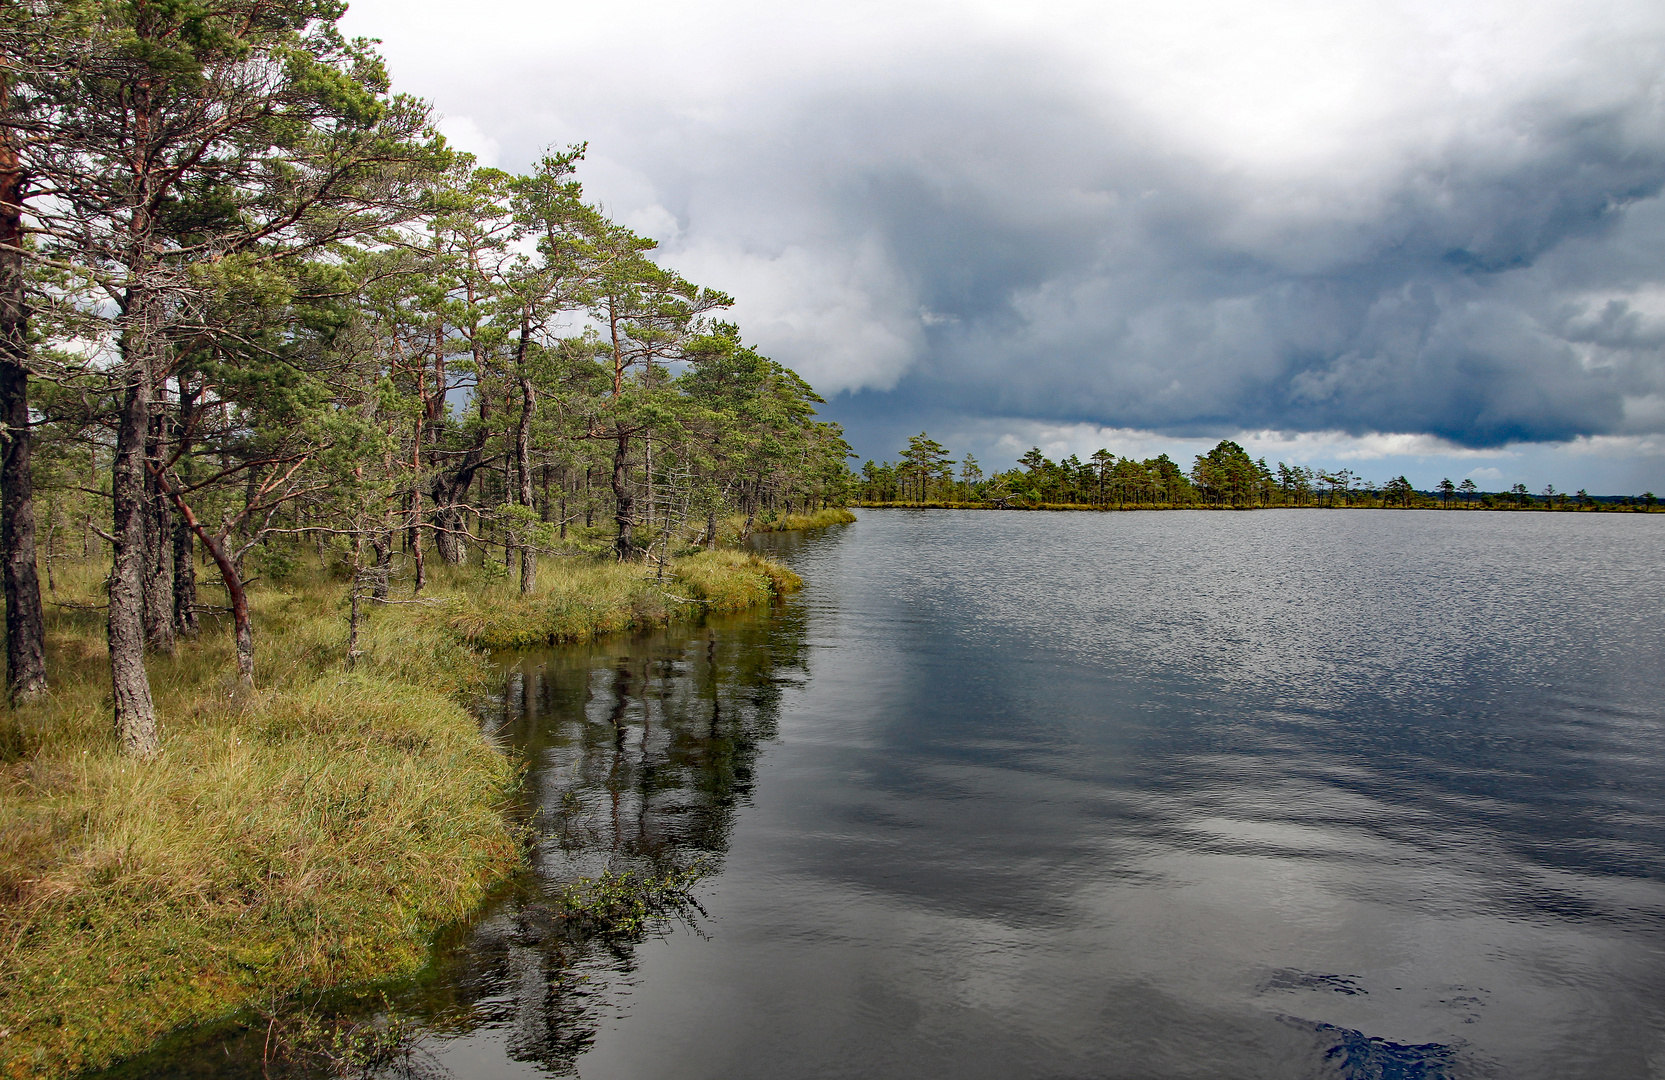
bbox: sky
[341,0,1665,494]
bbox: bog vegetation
[0,0,852,737]
[857,433,1660,511]
[0,1,847,1073]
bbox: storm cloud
[344,0,1665,481]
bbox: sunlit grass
[0,535,811,1076]
[749,507,858,532]
[436,549,802,649]
[0,561,518,1079]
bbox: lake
[129,508,1665,1078]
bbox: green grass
[0,564,519,1080]
[439,549,802,650]
[749,507,858,532]
[854,500,1200,510]
[0,539,809,1077]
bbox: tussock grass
[748,507,857,533]
[854,500,1197,511]
[438,550,802,650]
[676,548,802,608]
[0,563,518,1080]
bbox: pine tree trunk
[163,487,253,686]
[142,408,175,654]
[0,101,45,705]
[203,534,252,684]
[172,514,198,635]
[430,431,488,566]
[109,355,158,754]
[434,502,465,565]
[612,432,636,561]
[410,488,426,593]
[372,531,391,600]
[171,381,198,634]
[516,372,536,594]
[346,575,363,670]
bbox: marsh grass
[748,507,857,533]
[0,562,518,1080]
[853,500,1194,510]
[438,549,802,650]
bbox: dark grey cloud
[346,0,1665,470]
[766,76,1665,448]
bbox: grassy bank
[749,507,858,532]
[0,566,520,1080]
[441,549,802,650]
[854,500,1193,510]
[0,543,807,1076]
[854,500,1664,513]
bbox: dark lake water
[121,509,1665,1079]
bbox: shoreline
[0,546,809,1079]
[852,501,1660,513]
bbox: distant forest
[856,434,1661,511]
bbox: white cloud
[343,0,1665,484]
[1232,430,1508,461]
[435,115,499,169]
[669,237,924,395]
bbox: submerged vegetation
[857,433,1658,511]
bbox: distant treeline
[856,435,1661,511]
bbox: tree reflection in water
[86,602,807,1080]
[397,601,808,1076]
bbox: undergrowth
[0,539,813,1076]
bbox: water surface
[132,509,1665,1078]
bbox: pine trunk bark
[372,531,391,600]
[0,90,45,705]
[171,381,198,634]
[433,502,465,565]
[172,513,198,635]
[409,488,425,593]
[164,489,253,685]
[142,407,175,654]
[516,371,536,594]
[109,348,159,754]
[612,432,636,561]
[429,431,488,566]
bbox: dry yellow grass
[438,549,801,649]
[0,565,518,1080]
[749,507,857,533]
